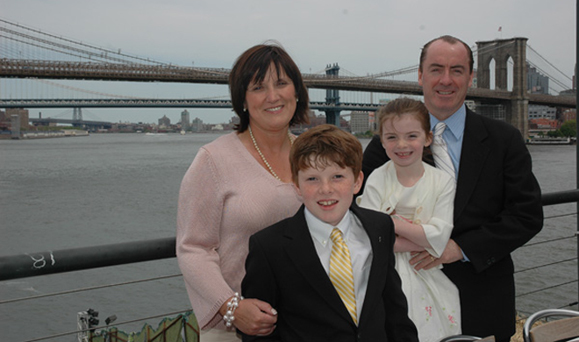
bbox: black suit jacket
[241,203,418,342]
[361,108,543,341]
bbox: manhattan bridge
[0,18,576,138]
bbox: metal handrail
[0,237,175,281]
[542,189,579,206]
[1,189,578,282]
[522,308,579,342]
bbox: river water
[0,132,577,341]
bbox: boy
[241,124,418,342]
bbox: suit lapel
[350,204,388,324]
[282,206,354,323]
[455,109,491,220]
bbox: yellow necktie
[330,228,357,324]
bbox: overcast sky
[2,0,577,124]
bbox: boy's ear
[293,180,302,196]
[354,171,364,195]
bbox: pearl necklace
[248,125,293,181]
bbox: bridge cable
[0,18,167,65]
[526,60,571,91]
[527,44,574,83]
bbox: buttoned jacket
[241,203,419,342]
[360,108,543,340]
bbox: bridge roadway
[0,99,381,111]
[0,59,575,108]
[28,117,113,129]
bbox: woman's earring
[243,107,247,112]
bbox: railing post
[576,0,579,311]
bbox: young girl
[357,97,461,341]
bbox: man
[361,35,543,341]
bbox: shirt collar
[305,207,352,246]
[429,103,466,141]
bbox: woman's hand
[227,298,278,336]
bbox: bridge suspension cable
[527,44,573,83]
[36,79,146,99]
[1,18,573,103]
[0,18,167,65]
[526,60,571,92]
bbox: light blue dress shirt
[429,104,466,180]
[429,103,470,262]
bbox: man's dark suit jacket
[361,108,543,341]
[241,203,419,342]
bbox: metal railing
[2,189,577,282]
[0,189,577,342]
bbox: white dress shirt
[304,208,373,322]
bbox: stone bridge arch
[476,37,529,138]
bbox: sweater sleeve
[176,146,234,329]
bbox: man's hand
[409,239,463,271]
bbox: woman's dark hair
[229,43,310,132]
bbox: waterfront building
[528,118,560,137]
[309,113,330,127]
[528,64,550,94]
[477,104,506,121]
[350,111,370,134]
[191,117,204,132]
[181,110,191,130]
[2,108,29,129]
[368,112,375,132]
[230,115,240,128]
[561,109,576,122]
[158,115,171,128]
[528,105,556,120]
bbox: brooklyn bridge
[0,18,576,138]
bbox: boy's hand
[233,298,278,336]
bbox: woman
[176,43,309,341]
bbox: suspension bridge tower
[324,64,341,126]
[73,108,83,121]
[476,37,529,138]
[72,107,84,128]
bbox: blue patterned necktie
[431,122,455,180]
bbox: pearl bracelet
[223,292,244,328]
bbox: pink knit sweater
[176,132,301,330]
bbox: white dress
[358,161,461,341]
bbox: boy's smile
[295,162,363,227]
